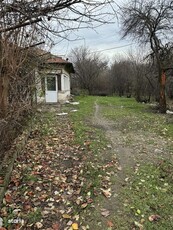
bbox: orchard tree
[120,0,173,113]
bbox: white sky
[49,0,139,63]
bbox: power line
[91,43,135,53]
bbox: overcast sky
[50,1,138,63]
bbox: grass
[96,96,173,137]
[68,96,112,223]
[115,160,173,230]
[69,96,108,151]
[4,95,171,229]
[68,96,173,229]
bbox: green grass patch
[115,160,173,229]
[26,208,42,225]
[70,96,108,150]
[94,96,173,137]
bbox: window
[47,76,56,91]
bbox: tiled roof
[47,57,70,64]
[46,57,75,73]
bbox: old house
[37,55,75,103]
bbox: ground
[92,100,172,222]
[0,97,173,230]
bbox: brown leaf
[81,203,88,209]
[87,198,93,204]
[52,223,59,230]
[148,215,161,222]
[15,224,22,229]
[24,204,32,211]
[101,188,112,198]
[5,194,12,203]
[27,191,34,196]
[107,220,114,227]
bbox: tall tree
[110,58,133,97]
[120,0,173,113]
[71,46,107,94]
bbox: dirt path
[1,101,173,230]
[92,101,172,213]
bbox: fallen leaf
[14,224,21,229]
[5,194,12,203]
[136,209,141,215]
[107,220,114,227]
[87,198,93,204]
[134,221,143,229]
[117,165,122,171]
[81,203,88,209]
[35,222,43,229]
[148,215,161,222]
[52,223,59,230]
[101,188,112,198]
[141,218,145,224]
[24,204,32,211]
[101,209,110,217]
[1,207,7,216]
[62,214,71,219]
[52,138,59,141]
[72,223,78,230]
[67,220,73,226]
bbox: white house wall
[58,73,70,101]
[62,74,70,91]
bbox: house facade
[37,56,75,103]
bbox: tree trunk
[159,70,167,113]
[0,75,9,118]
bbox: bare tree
[110,57,133,97]
[0,0,116,116]
[71,46,108,95]
[0,0,116,43]
[120,0,173,113]
[127,50,155,102]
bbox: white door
[45,75,58,103]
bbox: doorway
[45,75,57,103]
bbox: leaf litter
[0,105,116,230]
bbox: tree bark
[159,70,167,113]
[0,75,9,118]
